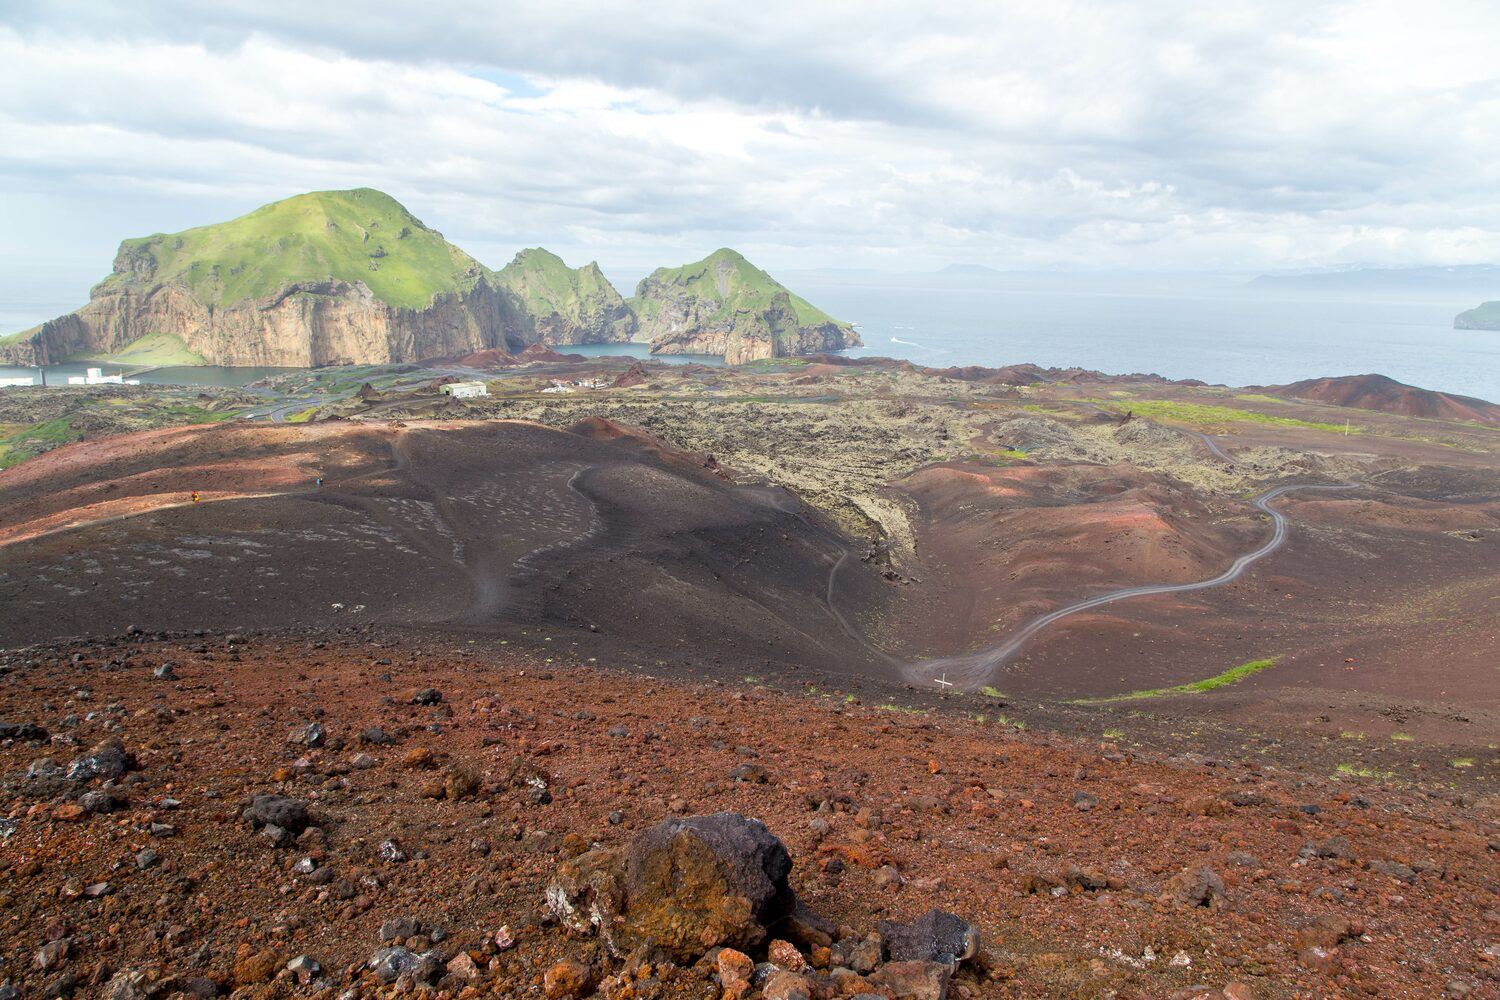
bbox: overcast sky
[3,0,1499,306]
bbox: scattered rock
[78,789,125,814]
[241,794,312,834]
[292,722,326,748]
[716,948,755,999]
[879,909,978,965]
[380,916,420,942]
[233,947,283,985]
[543,959,591,998]
[285,955,321,985]
[1368,859,1417,883]
[368,947,431,985]
[1164,867,1225,908]
[443,765,481,800]
[867,959,953,999]
[66,740,133,782]
[0,722,49,742]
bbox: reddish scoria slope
[1270,373,1500,426]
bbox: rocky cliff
[495,248,636,345]
[5,189,533,367]
[0,193,858,368]
[628,249,859,364]
[9,276,531,368]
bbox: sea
[3,271,1497,400]
[781,271,1500,402]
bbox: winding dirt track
[902,483,1360,690]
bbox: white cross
[934,674,953,690]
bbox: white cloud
[0,0,1497,303]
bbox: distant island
[937,263,1003,276]
[1454,301,1500,331]
[0,188,859,368]
[1250,264,1500,295]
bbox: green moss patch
[1071,657,1281,704]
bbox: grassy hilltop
[2,192,856,366]
[629,248,844,329]
[99,188,488,311]
[495,248,634,342]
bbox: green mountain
[495,248,635,344]
[1454,301,1500,331]
[0,191,857,368]
[628,248,859,364]
[1,189,530,367]
[103,188,488,311]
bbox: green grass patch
[1335,763,1397,779]
[978,686,1006,699]
[877,703,929,716]
[1390,732,1414,742]
[0,418,81,468]
[1102,727,1126,739]
[1107,399,1353,434]
[70,331,206,367]
[285,406,320,424]
[1450,757,1475,768]
[98,188,488,311]
[0,325,38,347]
[1071,657,1280,704]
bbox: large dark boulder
[547,812,797,962]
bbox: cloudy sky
[3,0,1499,305]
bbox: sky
[3,0,1499,305]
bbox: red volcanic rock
[517,343,585,364]
[921,363,1048,385]
[611,361,650,388]
[1267,373,1500,426]
[452,346,516,368]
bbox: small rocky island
[1454,300,1500,330]
[0,189,859,368]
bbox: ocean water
[785,273,1500,402]
[4,274,1497,399]
[0,361,296,387]
[559,342,724,366]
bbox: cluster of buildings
[540,377,610,395]
[68,367,140,386]
[0,367,140,388]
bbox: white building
[0,376,35,388]
[66,367,138,386]
[440,380,488,398]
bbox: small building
[66,367,135,386]
[0,376,35,388]
[440,380,489,399]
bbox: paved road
[905,482,1359,689]
[238,393,339,422]
[1195,431,1234,463]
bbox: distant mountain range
[1249,264,1500,295]
[0,189,858,367]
